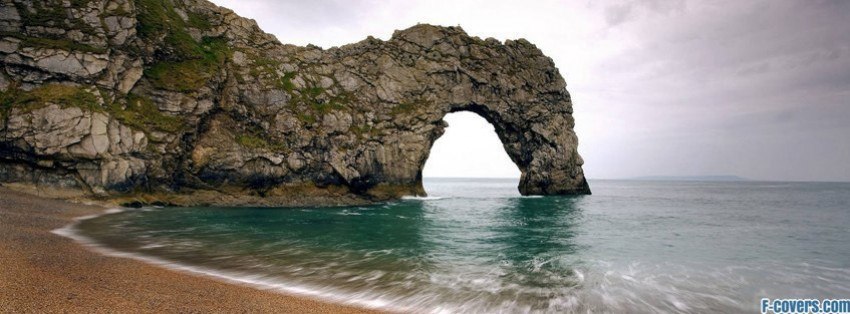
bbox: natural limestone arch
[309,25,591,198]
[0,0,589,205]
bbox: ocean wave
[401,195,446,201]
[53,210,418,313]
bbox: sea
[64,178,850,313]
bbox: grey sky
[210,0,850,181]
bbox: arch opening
[421,111,522,197]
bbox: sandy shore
[0,186,380,313]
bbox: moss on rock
[0,84,101,120]
[235,133,286,151]
[135,0,204,59]
[143,37,230,92]
[107,93,184,133]
[16,35,107,54]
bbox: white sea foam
[139,243,167,250]
[401,195,445,201]
[336,210,362,216]
[103,208,125,214]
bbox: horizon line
[423,176,850,183]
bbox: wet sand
[0,186,379,313]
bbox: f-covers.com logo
[761,298,850,314]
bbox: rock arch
[318,25,591,198]
[0,0,589,205]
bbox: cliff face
[0,0,590,205]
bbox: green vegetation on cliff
[287,79,355,124]
[4,0,106,53]
[234,126,289,151]
[281,72,297,91]
[144,37,231,92]
[391,102,415,114]
[135,0,228,92]
[349,124,379,138]
[0,32,107,54]
[13,0,96,31]
[391,97,431,115]
[135,0,212,59]
[0,84,100,120]
[108,93,184,133]
[186,11,212,30]
[21,36,107,54]
[0,84,183,134]
[235,134,287,151]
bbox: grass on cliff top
[135,0,229,92]
[186,11,212,30]
[135,0,213,59]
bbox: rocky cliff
[0,0,590,206]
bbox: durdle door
[0,0,590,206]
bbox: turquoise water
[74,179,850,313]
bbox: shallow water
[74,179,850,313]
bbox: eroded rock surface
[0,0,589,205]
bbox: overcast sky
[210,0,850,181]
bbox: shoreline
[0,186,382,313]
[54,207,413,312]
